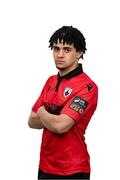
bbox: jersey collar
[58,63,83,79]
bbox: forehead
[53,39,74,48]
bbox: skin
[28,39,83,134]
[53,39,82,76]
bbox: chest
[45,80,74,104]
[43,78,85,114]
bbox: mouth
[55,60,64,64]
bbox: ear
[77,51,83,59]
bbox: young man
[28,26,98,179]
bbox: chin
[55,64,65,70]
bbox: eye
[53,47,59,52]
[64,47,71,53]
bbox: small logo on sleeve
[70,96,89,114]
[87,83,93,91]
[64,87,72,98]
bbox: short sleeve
[32,77,51,113]
[60,84,98,123]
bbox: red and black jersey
[32,64,98,175]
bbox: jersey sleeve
[60,83,98,123]
[32,77,51,113]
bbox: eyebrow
[53,45,72,49]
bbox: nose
[57,49,64,58]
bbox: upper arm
[60,83,98,124]
[32,77,52,113]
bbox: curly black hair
[49,26,87,59]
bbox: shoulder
[45,75,57,84]
[73,72,98,96]
[81,72,98,89]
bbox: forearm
[37,107,74,134]
[38,109,59,133]
[28,111,45,129]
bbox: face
[53,40,82,74]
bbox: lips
[55,60,64,64]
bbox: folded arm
[37,106,75,134]
[28,111,45,129]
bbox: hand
[37,105,46,117]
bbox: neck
[59,63,79,77]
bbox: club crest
[64,87,72,98]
